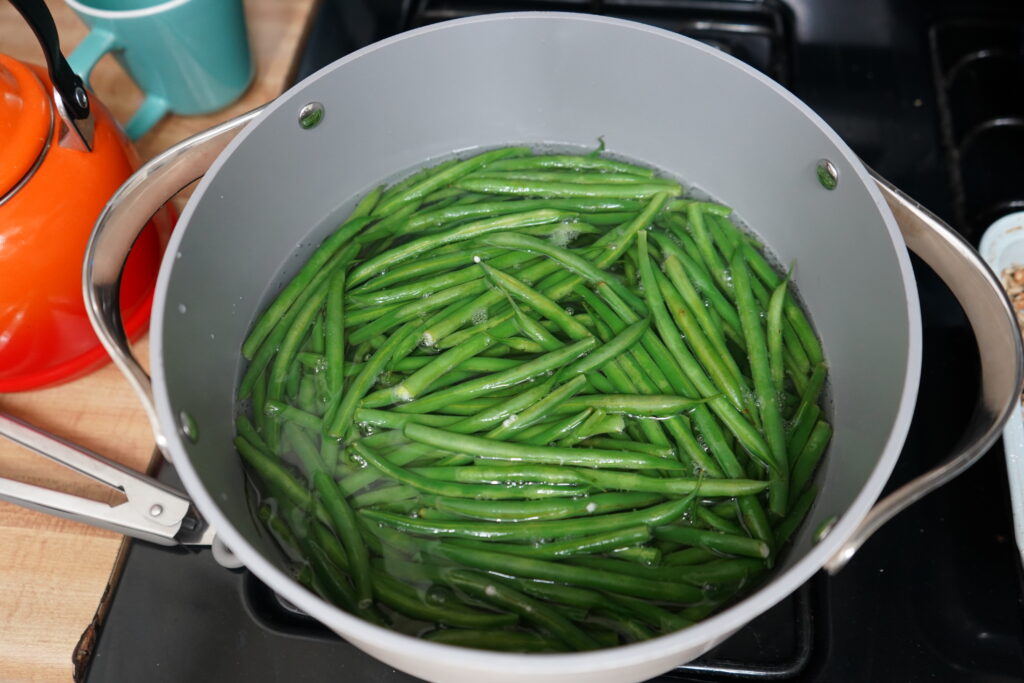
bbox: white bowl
[979,211,1024,563]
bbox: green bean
[742,244,824,365]
[239,245,357,400]
[434,312,515,350]
[425,542,703,603]
[353,246,502,294]
[425,493,662,522]
[242,218,370,359]
[439,568,598,651]
[349,250,535,307]
[347,280,489,345]
[455,177,678,201]
[304,537,359,613]
[480,263,591,340]
[791,421,832,495]
[375,158,459,209]
[730,250,788,518]
[282,422,324,476]
[400,198,643,235]
[393,337,596,415]
[446,526,652,559]
[358,199,423,244]
[786,402,821,464]
[349,484,419,509]
[479,231,646,313]
[515,409,593,446]
[579,437,675,459]
[371,146,529,219]
[608,546,662,566]
[352,408,462,431]
[266,280,329,417]
[235,415,269,454]
[469,170,675,185]
[562,410,625,444]
[351,209,573,287]
[411,464,765,497]
[695,505,745,535]
[483,154,657,177]
[686,204,732,296]
[325,321,420,438]
[651,258,748,415]
[403,423,685,471]
[570,556,766,587]
[313,472,373,610]
[363,496,692,542]
[362,332,496,407]
[484,375,588,440]
[667,198,732,216]
[653,525,770,559]
[767,275,789,394]
[235,437,313,512]
[777,485,817,544]
[574,469,767,497]
[352,442,592,500]
[658,264,739,387]
[372,573,518,630]
[663,548,718,566]
[551,394,712,417]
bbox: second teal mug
[66,0,253,139]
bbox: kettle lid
[0,54,52,200]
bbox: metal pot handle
[82,107,263,454]
[822,171,1024,573]
[0,109,262,551]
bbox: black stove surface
[85,1,1024,681]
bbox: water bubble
[471,308,488,325]
[585,502,598,514]
[177,303,187,314]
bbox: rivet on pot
[814,514,839,543]
[298,102,325,130]
[816,159,839,190]
[179,410,199,443]
[149,504,163,517]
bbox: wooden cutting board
[0,1,317,680]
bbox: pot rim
[151,11,923,677]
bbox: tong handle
[0,412,207,546]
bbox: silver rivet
[179,410,199,443]
[814,515,839,543]
[298,102,324,130]
[74,86,89,110]
[150,504,163,517]
[816,159,839,190]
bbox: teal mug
[66,0,253,139]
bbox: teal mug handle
[68,28,169,140]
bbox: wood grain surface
[0,1,317,680]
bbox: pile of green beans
[235,146,831,652]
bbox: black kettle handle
[9,0,90,120]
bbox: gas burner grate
[402,0,793,85]
[930,18,1024,242]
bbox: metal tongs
[0,412,212,546]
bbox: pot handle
[822,171,1024,573]
[82,107,264,456]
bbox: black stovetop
[84,1,1024,681]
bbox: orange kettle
[0,0,173,392]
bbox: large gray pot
[1,11,1018,683]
